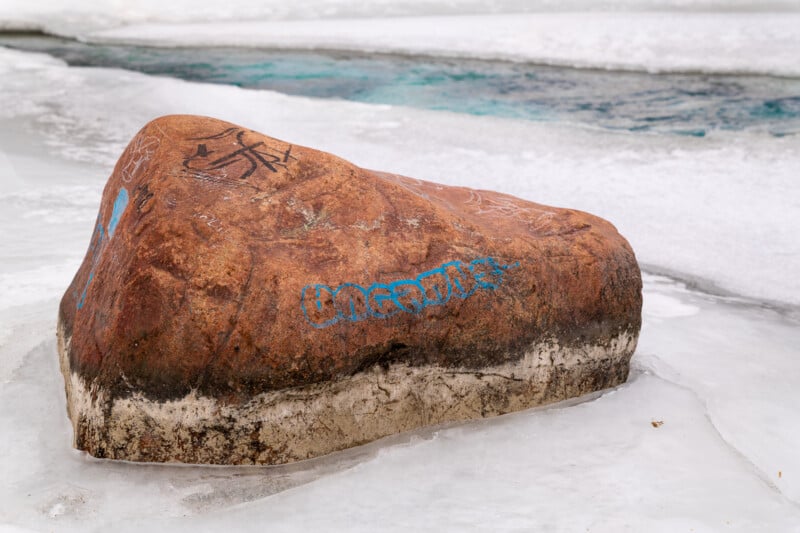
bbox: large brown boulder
[57,115,641,465]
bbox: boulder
[57,115,642,465]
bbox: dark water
[3,33,800,136]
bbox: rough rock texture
[58,115,642,465]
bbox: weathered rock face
[57,115,642,465]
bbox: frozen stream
[0,5,799,529]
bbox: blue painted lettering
[301,256,519,329]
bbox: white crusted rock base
[58,324,637,465]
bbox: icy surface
[4,0,800,76]
[87,12,800,77]
[4,0,800,35]
[1,1,800,530]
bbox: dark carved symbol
[134,183,154,212]
[183,128,296,181]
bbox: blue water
[2,33,800,136]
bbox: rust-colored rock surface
[58,115,642,465]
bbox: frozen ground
[1,1,799,531]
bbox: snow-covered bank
[3,0,800,37]
[4,1,800,77]
[1,47,798,307]
[84,12,800,77]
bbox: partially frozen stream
[3,33,800,136]
[0,10,799,529]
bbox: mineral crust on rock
[57,115,642,465]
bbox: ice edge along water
[82,12,800,78]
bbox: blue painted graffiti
[76,187,129,310]
[108,187,129,238]
[301,257,520,329]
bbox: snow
[4,0,800,35]
[87,12,800,77]
[1,0,800,530]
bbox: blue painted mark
[301,257,520,329]
[76,187,129,310]
[108,187,129,238]
[76,272,94,310]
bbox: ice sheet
[5,1,800,76]
[4,0,800,35]
[85,12,800,77]
[638,275,800,504]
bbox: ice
[638,274,800,504]
[5,1,800,31]
[1,1,800,530]
[641,292,699,320]
[4,1,799,32]
[6,1,800,76]
[86,12,800,77]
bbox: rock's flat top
[59,115,641,404]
